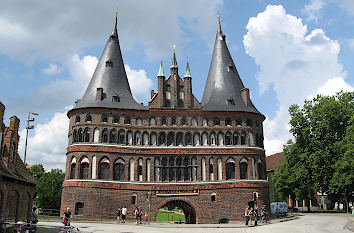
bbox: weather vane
[173,44,176,51]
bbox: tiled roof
[0,154,36,184]
[266,152,284,172]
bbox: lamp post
[24,112,38,164]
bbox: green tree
[28,164,45,181]
[35,169,65,210]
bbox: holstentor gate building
[61,14,269,224]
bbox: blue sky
[1,0,353,170]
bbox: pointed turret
[184,60,191,78]
[157,59,165,77]
[201,16,259,113]
[75,12,146,110]
[171,47,178,69]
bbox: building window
[131,194,137,204]
[74,202,84,216]
[106,59,113,67]
[202,118,208,127]
[168,158,175,181]
[257,161,263,179]
[101,114,108,123]
[99,159,110,180]
[101,129,108,143]
[149,117,156,126]
[176,157,182,181]
[213,118,220,126]
[83,128,90,142]
[240,161,248,179]
[184,158,190,181]
[236,118,242,126]
[167,132,174,146]
[124,116,131,125]
[233,132,239,145]
[161,158,167,181]
[191,118,197,126]
[247,119,252,127]
[181,117,187,126]
[159,132,166,146]
[138,158,143,181]
[77,128,83,142]
[85,114,92,123]
[176,132,183,146]
[109,129,117,143]
[178,100,184,108]
[211,193,216,202]
[161,116,167,126]
[70,163,76,179]
[241,131,246,145]
[166,101,171,107]
[113,116,119,124]
[209,158,214,180]
[75,115,80,124]
[185,132,192,146]
[166,91,171,100]
[118,130,125,144]
[93,128,99,143]
[113,162,125,181]
[112,95,120,102]
[227,99,235,106]
[225,132,232,146]
[226,159,235,180]
[80,162,89,179]
[225,118,232,126]
[171,117,177,126]
[73,129,77,143]
[136,118,142,125]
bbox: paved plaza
[36,213,353,233]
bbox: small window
[106,59,113,67]
[191,118,197,126]
[178,100,184,108]
[179,92,184,100]
[124,116,131,125]
[181,117,187,126]
[75,202,84,216]
[225,118,232,126]
[136,118,142,125]
[75,115,80,124]
[247,119,252,127]
[161,116,167,126]
[227,99,235,106]
[149,117,156,126]
[166,101,171,107]
[166,91,171,100]
[211,193,216,202]
[85,114,92,123]
[236,118,242,126]
[213,118,220,126]
[112,95,120,102]
[113,116,119,124]
[101,114,108,123]
[202,118,208,127]
[171,117,177,126]
[131,194,137,204]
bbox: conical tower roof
[201,17,259,113]
[157,59,165,77]
[75,13,146,110]
[184,60,191,78]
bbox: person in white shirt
[121,206,127,223]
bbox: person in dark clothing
[117,208,121,223]
[254,206,259,226]
[63,207,71,226]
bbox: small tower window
[181,117,187,126]
[112,95,120,102]
[247,119,252,127]
[136,118,142,125]
[171,117,177,126]
[124,116,131,125]
[131,193,137,204]
[227,99,235,106]
[211,193,216,202]
[225,118,232,126]
[213,118,220,126]
[202,118,208,127]
[101,114,108,123]
[75,115,80,124]
[161,116,167,126]
[85,114,92,123]
[106,59,113,67]
[149,117,156,126]
[113,116,119,124]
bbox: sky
[1,0,353,171]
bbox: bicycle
[0,219,8,233]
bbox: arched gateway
[61,13,269,224]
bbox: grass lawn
[156,209,185,222]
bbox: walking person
[261,204,267,223]
[244,205,250,226]
[248,207,254,226]
[121,206,127,223]
[63,207,71,226]
[134,207,139,224]
[144,212,148,224]
[138,206,143,224]
[254,206,258,226]
[116,208,121,223]
[29,207,38,224]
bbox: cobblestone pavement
[36,213,352,233]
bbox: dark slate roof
[75,14,147,110]
[201,19,260,113]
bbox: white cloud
[303,0,325,22]
[125,65,153,103]
[42,63,62,75]
[313,77,353,97]
[0,0,222,62]
[243,5,346,155]
[18,110,69,170]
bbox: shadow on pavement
[37,225,60,233]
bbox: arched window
[138,158,143,181]
[236,118,242,126]
[136,118,142,125]
[134,131,141,145]
[217,158,222,180]
[101,114,108,123]
[149,117,156,126]
[75,115,80,124]
[93,128,99,143]
[213,118,220,126]
[240,158,248,179]
[249,132,254,146]
[183,158,190,181]
[131,193,137,205]
[211,193,216,202]
[124,116,131,125]
[167,132,174,146]
[256,133,260,147]
[150,132,157,146]
[209,158,214,181]
[98,158,110,180]
[127,131,133,145]
[84,128,90,142]
[73,129,77,143]
[193,133,200,146]
[154,158,160,181]
[166,101,171,107]
[113,159,125,181]
[260,134,264,148]
[78,128,83,142]
[176,157,182,181]
[146,159,151,181]
[226,158,235,180]
[109,129,117,143]
[166,90,171,100]
[191,118,198,126]
[241,131,246,145]
[85,114,92,123]
[178,100,184,108]
[185,132,192,146]
[202,118,208,127]
[129,159,134,181]
[210,132,216,146]
[113,115,119,124]
[70,163,76,179]
[247,119,252,127]
[218,133,224,146]
[233,132,239,145]
[201,158,206,181]
[161,116,167,126]
[225,132,232,145]
[75,202,84,216]
[142,132,149,146]
[171,117,177,126]
[118,129,125,144]
[101,129,108,143]
[176,132,183,146]
[80,162,89,179]
[257,160,263,179]
[225,117,232,126]
[181,117,187,126]
[161,158,167,181]
[192,157,197,181]
[159,132,166,146]
[202,132,208,146]
[169,158,175,181]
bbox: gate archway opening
[157,199,196,224]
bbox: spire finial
[111,10,118,37]
[217,11,222,34]
[158,58,165,77]
[184,58,191,78]
[171,45,178,69]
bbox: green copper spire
[171,45,178,69]
[157,59,165,77]
[184,59,191,78]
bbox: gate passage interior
[160,200,196,224]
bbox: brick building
[0,101,36,222]
[61,15,269,224]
